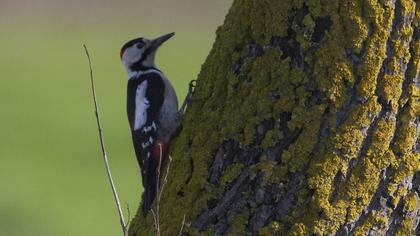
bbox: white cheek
[124,47,143,64]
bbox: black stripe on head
[130,43,156,71]
[120,37,145,59]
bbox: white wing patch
[141,136,154,149]
[142,122,157,133]
[134,80,150,130]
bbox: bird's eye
[136,43,144,49]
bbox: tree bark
[129,0,420,235]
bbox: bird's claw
[186,80,196,103]
[179,80,196,115]
[189,80,196,90]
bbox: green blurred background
[0,1,230,235]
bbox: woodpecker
[120,33,192,215]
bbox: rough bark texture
[130,0,420,235]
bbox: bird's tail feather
[142,160,157,216]
[141,141,169,216]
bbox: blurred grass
[0,1,229,234]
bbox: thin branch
[83,44,128,236]
[178,214,186,236]
[154,143,164,236]
[152,145,174,236]
[126,203,132,228]
[160,155,172,199]
[151,209,158,231]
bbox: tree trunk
[129,0,420,235]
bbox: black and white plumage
[121,33,181,215]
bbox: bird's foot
[172,80,196,140]
[178,80,196,115]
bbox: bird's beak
[150,32,175,50]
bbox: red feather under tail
[142,140,169,216]
[152,141,169,165]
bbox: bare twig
[151,209,158,231]
[178,214,186,236]
[126,203,132,228]
[83,44,128,236]
[152,144,174,236]
[160,155,172,196]
[154,143,164,236]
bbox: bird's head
[120,32,175,74]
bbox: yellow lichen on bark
[129,0,419,235]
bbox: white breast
[158,77,180,142]
[132,69,180,141]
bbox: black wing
[127,72,165,214]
